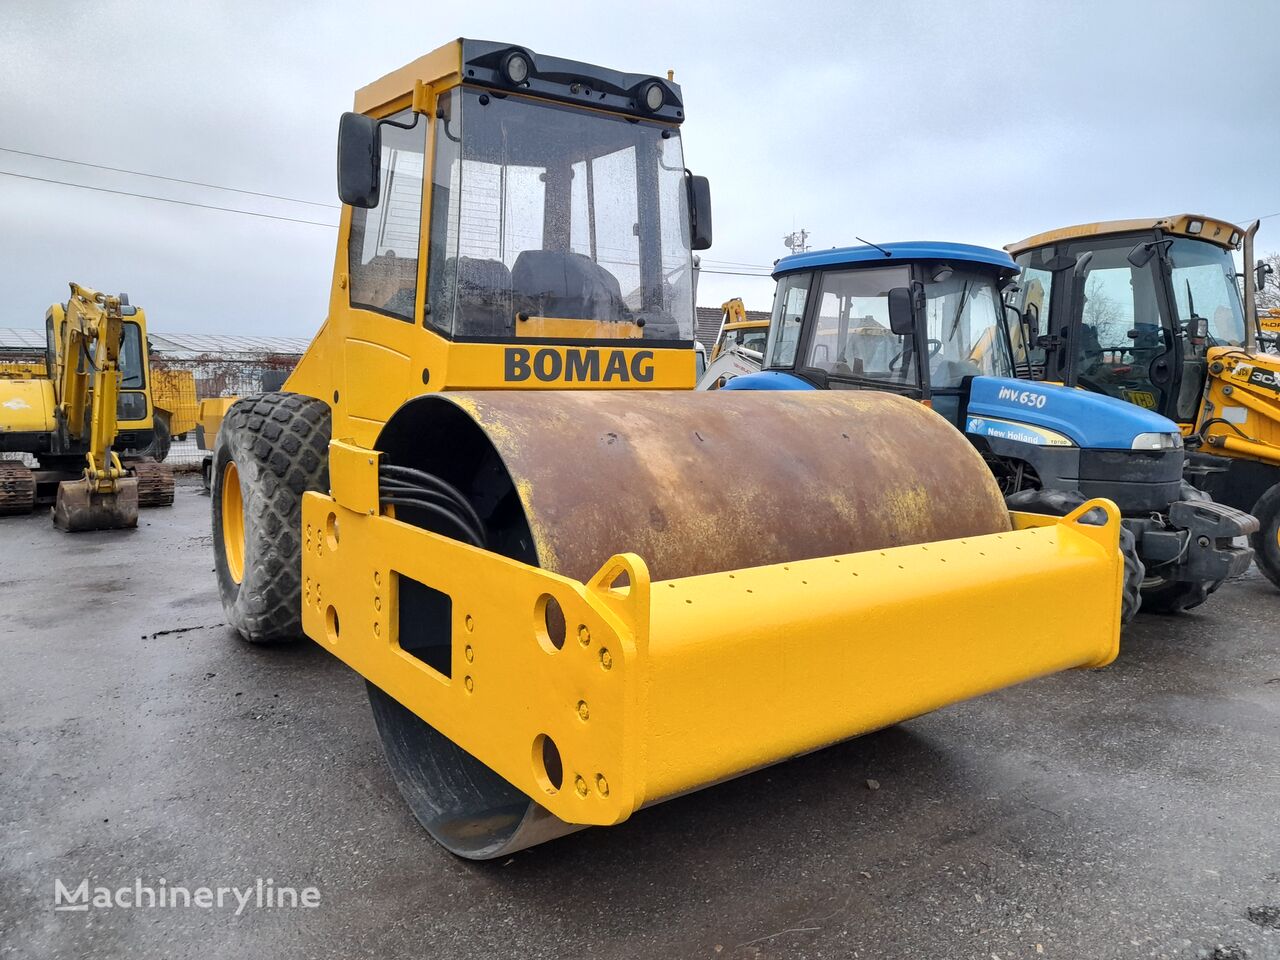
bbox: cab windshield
[1165,237,1246,349]
[428,87,694,342]
[119,322,144,389]
[791,264,1013,390]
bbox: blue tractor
[723,241,1255,622]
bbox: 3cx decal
[504,348,655,384]
[1247,367,1280,394]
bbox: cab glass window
[764,272,811,368]
[1070,241,1167,410]
[1006,261,1053,374]
[348,108,427,321]
[921,267,1014,388]
[1165,237,1246,348]
[803,266,912,382]
[119,322,145,389]
[428,88,693,341]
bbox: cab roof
[773,241,1017,278]
[1006,215,1244,256]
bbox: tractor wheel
[211,392,330,643]
[1005,487,1144,624]
[1249,483,1280,590]
[140,412,172,462]
[1139,482,1221,615]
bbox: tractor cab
[743,241,1021,428]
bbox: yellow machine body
[0,357,196,437]
[0,285,173,524]
[210,38,1126,858]
[0,378,57,434]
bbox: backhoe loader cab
[212,42,1129,860]
[724,242,1254,619]
[1007,216,1280,588]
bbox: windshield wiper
[947,280,972,340]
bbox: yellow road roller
[211,38,1125,859]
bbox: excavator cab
[1007,216,1280,589]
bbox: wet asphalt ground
[1,476,1277,960]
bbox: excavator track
[0,460,36,515]
[130,459,175,508]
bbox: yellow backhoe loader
[211,38,1126,859]
[0,284,174,529]
[1007,215,1280,588]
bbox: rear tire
[1249,483,1280,590]
[1005,487,1144,624]
[1139,481,1221,615]
[140,412,172,462]
[211,392,330,643]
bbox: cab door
[1062,234,1174,416]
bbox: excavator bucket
[299,390,1124,858]
[52,476,139,531]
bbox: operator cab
[754,241,1020,426]
[338,40,712,348]
[1005,215,1249,424]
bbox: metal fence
[152,352,299,469]
[0,349,300,471]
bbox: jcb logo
[504,347,655,384]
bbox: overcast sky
[2,0,1277,336]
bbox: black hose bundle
[379,463,487,548]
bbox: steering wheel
[889,338,943,371]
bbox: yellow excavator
[210,38,1126,859]
[0,284,173,529]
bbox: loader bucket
[301,391,1123,858]
[52,476,139,531]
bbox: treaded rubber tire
[1139,481,1220,615]
[1005,487,1144,625]
[211,392,330,643]
[1249,483,1280,590]
[140,412,172,462]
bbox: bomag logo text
[504,348,655,384]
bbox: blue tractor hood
[965,377,1181,450]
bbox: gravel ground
[1,477,1277,960]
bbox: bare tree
[1255,251,1280,312]
[1082,275,1125,346]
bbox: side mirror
[337,112,381,208]
[1127,242,1156,268]
[686,173,713,251]
[1024,301,1040,337]
[887,286,914,336]
[1043,252,1078,273]
[1257,259,1273,291]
